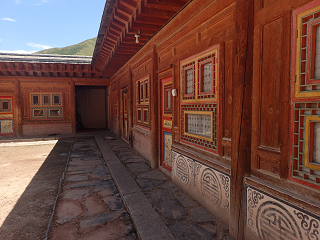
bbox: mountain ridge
[34,37,96,56]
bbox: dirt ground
[0,139,73,240]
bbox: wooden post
[128,66,134,148]
[151,43,159,169]
[230,0,254,239]
[117,79,121,137]
[70,79,76,134]
[14,78,22,137]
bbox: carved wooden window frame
[135,76,150,129]
[180,46,219,153]
[30,93,63,120]
[291,1,320,190]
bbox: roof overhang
[0,53,100,78]
[92,0,191,78]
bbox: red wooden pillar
[14,78,22,137]
[230,0,254,239]
[151,43,159,169]
[128,66,133,148]
[70,79,76,134]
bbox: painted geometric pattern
[296,7,320,97]
[197,53,216,99]
[0,119,13,134]
[164,83,172,115]
[246,185,320,240]
[181,103,218,152]
[0,98,12,113]
[181,61,196,101]
[172,150,230,210]
[291,101,320,187]
[137,105,149,129]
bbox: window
[2,102,9,110]
[135,76,150,128]
[32,94,40,105]
[137,109,142,122]
[314,25,320,78]
[290,3,320,189]
[185,113,212,139]
[0,97,13,134]
[180,47,219,153]
[43,95,50,105]
[145,81,149,101]
[143,109,148,124]
[53,94,61,105]
[182,62,196,101]
[112,91,118,119]
[186,69,194,94]
[140,83,144,103]
[49,109,60,117]
[30,93,62,120]
[34,109,44,117]
[201,63,213,93]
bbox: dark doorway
[75,86,109,131]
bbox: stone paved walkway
[49,138,137,240]
[102,133,233,240]
[48,133,233,240]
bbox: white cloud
[0,50,37,54]
[1,18,17,22]
[27,42,52,50]
[35,0,50,6]
[15,0,21,4]
[0,39,2,41]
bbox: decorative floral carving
[294,211,320,240]
[247,188,264,218]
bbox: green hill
[35,37,97,56]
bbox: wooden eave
[92,0,190,78]
[0,62,102,78]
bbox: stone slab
[136,178,165,190]
[63,188,90,200]
[123,191,175,240]
[190,206,215,223]
[126,163,151,175]
[173,192,199,208]
[103,195,124,211]
[80,211,125,229]
[150,189,187,220]
[137,170,168,181]
[96,135,141,196]
[84,196,106,217]
[169,222,214,240]
[161,182,180,192]
[56,201,83,224]
[64,180,102,189]
[65,175,88,182]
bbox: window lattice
[186,114,211,138]
[186,69,194,94]
[202,63,213,93]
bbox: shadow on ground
[0,139,73,240]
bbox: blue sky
[0,0,106,53]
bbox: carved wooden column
[230,0,254,239]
